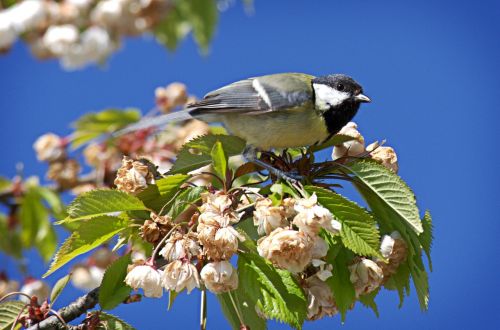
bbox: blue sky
[1,0,499,329]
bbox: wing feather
[188,73,314,116]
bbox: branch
[28,288,99,330]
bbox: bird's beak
[355,94,371,103]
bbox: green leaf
[180,0,218,51]
[167,186,204,219]
[384,261,411,307]
[97,312,136,330]
[154,6,190,51]
[99,253,132,310]
[238,252,306,329]
[169,134,246,174]
[308,134,356,153]
[36,186,67,220]
[0,176,11,192]
[62,189,148,223]
[359,289,380,318]
[44,215,129,277]
[306,186,382,258]
[322,239,355,321]
[50,274,72,305]
[136,174,189,213]
[420,210,433,271]
[0,214,22,259]
[71,109,141,148]
[217,290,267,330]
[211,140,228,179]
[168,290,179,311]
[349,162,430,310]
[0,301,25,330]
[19,190,45,247]
[348,159,423,234]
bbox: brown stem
[27,288,99,330]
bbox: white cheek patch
[313,83,350,110]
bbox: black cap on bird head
[312,74,371,105]
[312,74,371,136]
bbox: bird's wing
[188,73,315,116]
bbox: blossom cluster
[333,122,399,172]
[253,194,341,320]
[0,0,172,70]
[124,190,245,298]
[252,192,409,320]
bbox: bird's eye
[337,83,345,91]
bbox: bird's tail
[113,109,193,136]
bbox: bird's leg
[242,145,302,183]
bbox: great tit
[118,72,370,180]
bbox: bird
[116,73,371,181]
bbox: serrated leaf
[350,165,430,310]
[0,301,26,330]
[306,186,382,258]
[323,241,355,321]
[50,274,71,305]
[71,109,141,148]
[97,312,136,330]
[218,290,266,330]
[308,134,356,153]
[169,135,246,174]
[238,252,306,329]
[99,253,132,310]
[44,215,129,277]
[211,140,227,179]
[137,174,189,213]
[167,186,204,219]
[359,289,380,318]
[348,159,423,234]
[384,260,411,307]
[420,211,433,271]
[61,190,148,223]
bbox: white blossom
[8,0,46,33]
[349,259,383,297]
[162,260,200,293]
[0,14,17,49]
[293,194,341,235]
[72,265,105,291]
[253,198,288,235]
[257,227,313,273]
[33,133,65,162]
[124,265,163,298]
[200,261,238,294]
[332,122,365,160]
[159,232,201,262]
[43,24,79,56]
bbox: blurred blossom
[33,133,66,162]
[43,24,79,56]
[20,279,50,304]
[72,265,105,291]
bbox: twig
[27,288,99,330]
[200,288,207,330]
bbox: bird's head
[312,74,370,112]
